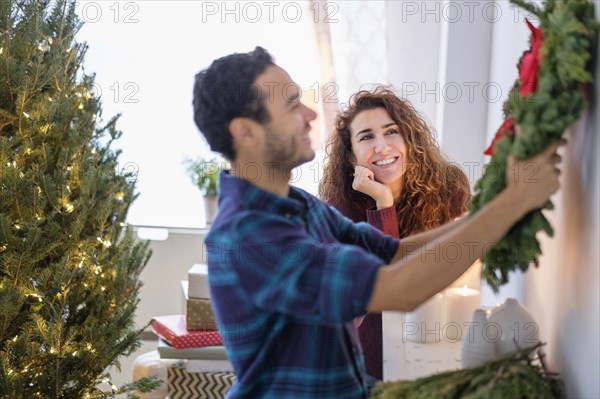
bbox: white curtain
[310,0,389,141]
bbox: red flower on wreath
[485,19,542,155]
[519,19,544,97]
[484,116,515,156]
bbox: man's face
[254,65,317,170]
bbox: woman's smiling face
[349,107,408,193]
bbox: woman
[319,87,471,381]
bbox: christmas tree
[0,1,159,397]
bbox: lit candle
[451,260,482,291]
[444,285,481,341]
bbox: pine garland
[371,343,562,399]
[470,0,599,291]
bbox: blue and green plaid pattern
[205,172,399,398]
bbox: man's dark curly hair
[193,47,274,160]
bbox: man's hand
[352,165,394,210]
[504,139,565,216]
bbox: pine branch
[371,343,562,399]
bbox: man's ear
[229,117,257,147]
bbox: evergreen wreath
[470,0,599,292]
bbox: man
[192,47,562,398]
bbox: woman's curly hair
[319,87,471,237]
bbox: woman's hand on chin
[352,165,394,209]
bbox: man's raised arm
[368,139,563,312]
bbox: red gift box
[151,314,222,349]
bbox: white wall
[133,229,208,329]
[524,6,600,396]
[386,0,443,128]
[386,0,497,185]
[435,0,493,185]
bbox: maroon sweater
[328,200,399,380]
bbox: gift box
[187,297,217,331]
[157,338,228,360]
[167,364,235,399]
[151,314,222,349]
[188,263,210,299]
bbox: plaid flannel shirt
[205,172,399,398]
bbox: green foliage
[184,157,227,197]
[371,343,562,399]
[470,0,599,291]
[0,1,159,397]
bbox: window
[77,1,323,228]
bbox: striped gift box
[167,365,235,399]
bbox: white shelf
[382,312,462,381]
